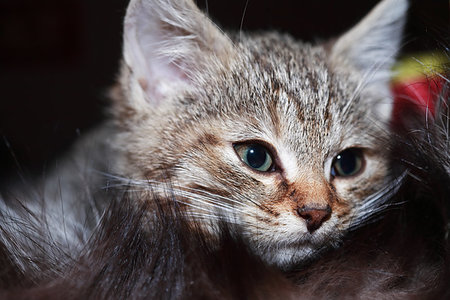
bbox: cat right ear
[329,0,408,121]
[330,0,408,87]
[123,0,235,106]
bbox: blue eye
[234,143,274,172]
[331,148,364,178]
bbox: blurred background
[0,0,448,181]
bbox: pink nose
[297,205,332,233]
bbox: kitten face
[114,0,407,268]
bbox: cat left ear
[123,0,235,106]
[330,0,408,86]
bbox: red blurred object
[392,75,444,121]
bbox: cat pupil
[247,145,268,169]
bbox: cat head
[113,0,408,268]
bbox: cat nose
[297,205,332,233]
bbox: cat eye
[331,148,364,178]
[234,143,275,172]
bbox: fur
[0,0,449,298]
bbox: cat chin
[257,244,322,270]
[250,233,341,269]
[191,214,340,268]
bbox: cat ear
[330,0,408,86]
[123,0,234,106]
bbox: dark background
[0,0,448,181]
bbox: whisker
[182,213,243,225]
[239,0,249,43]
[99,172,258,213]
[349,172,406,230]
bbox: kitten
[110,0,408,268]
[0,0,409,271]
[0,1,449,297]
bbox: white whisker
[349,172,407,230]
[99,172,256,215]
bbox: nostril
[297,205,332,233]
